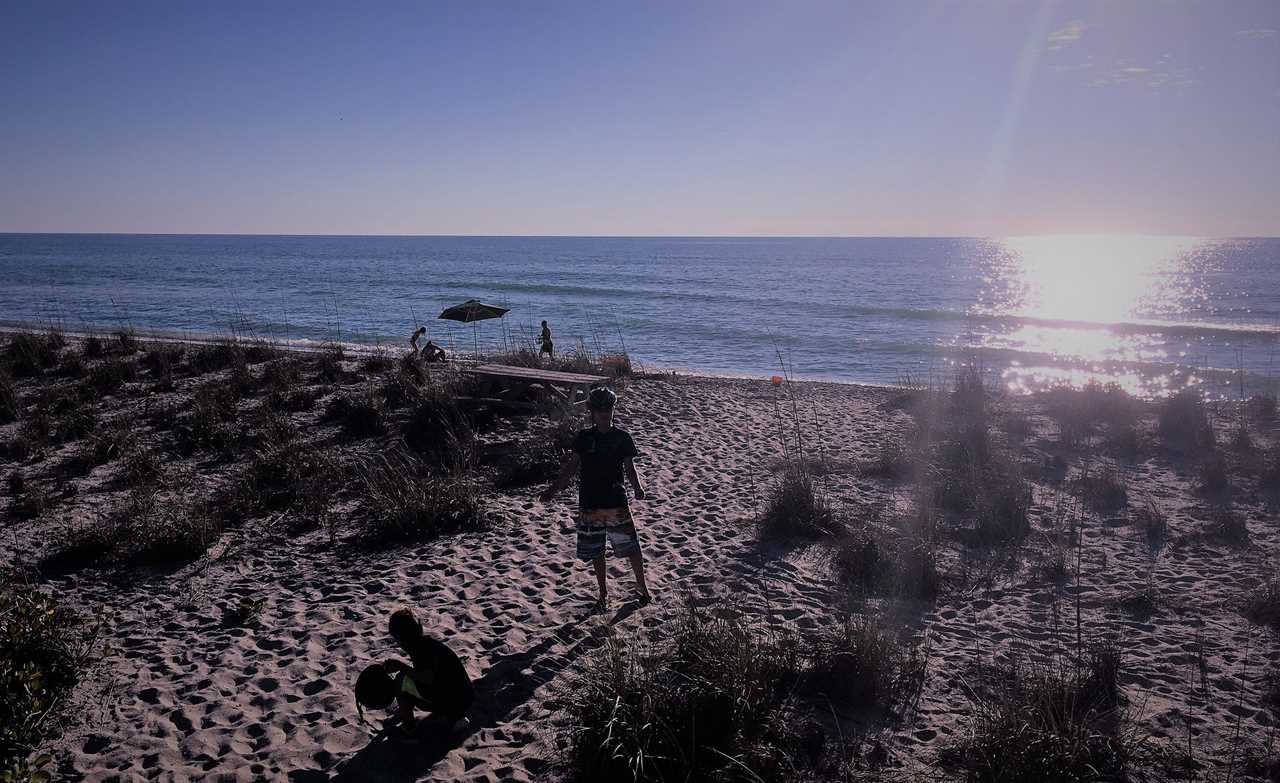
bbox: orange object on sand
[770,375,783,386]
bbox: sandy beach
[2,331,1278,782]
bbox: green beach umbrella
[438,299,510,354]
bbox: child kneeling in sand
[354,608,473,737]
[539,386,651,611]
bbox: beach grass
[557,600,922,783]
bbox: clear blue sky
[2,1,1277,236]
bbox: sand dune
[3,360,1277,781]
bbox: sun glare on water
[980,235,1210,395]
[998,234,1204,325]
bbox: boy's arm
[625,458,645,500]
[539,453,580,502]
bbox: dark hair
[588,386,617,411]
[355,663,397,712]
[389,607,421,640]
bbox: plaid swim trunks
[576,507,641,561]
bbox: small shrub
[1076,468,1128,514]
[48,483,220,569]
[325,383,385,438]
[242,339,278,364]
[758,465,835,541]
[943,641,1131,783]
[600,352,633,378]
[1243,578,1280,629]
[187,339,243,375]
[831,521,940,600]
[1197,454,1231,497]
[82,333,104,358]
[87,355,137,395]
[86,423,135,466]
[55,405,97,444]
[12,412,53,461]
[951,365,988,429]
[244,403,297,446]
[1158,388,1213,451]
[957,455,1033,545]
[232,441,337,521]
[10,483,52,521]
[1229,424,1255,454]
[359,349,395,374]
[57,349,86,379]
[548,348,595,375]
[492,348,541,369]
[3,331,60,378]
[140,342,185,390]
[1117,578,1160,619]
[1000,411,1034,443]
[121,445,161,486]
[0,369,15,423]
[1103,423,1142,460]
[1264,668,1280,715]
[402,382,474,471]
[379,369,422,410]
[179,383,241,455]
[1131,499,1168,549]
[492,439,566,490]
[861,439,912,481]
[315,343,347,383]
[1246,394,1276,424]
[193,382,239,427]
[261,359,313,412]
[112,328,137,354]
[357,452,486,545]
[1208,507,1249,546]
[1042,384,1097,447]
[220,596,266,628]
[803,614,927,711]
[556,601,922,783]
[1262,446,1280,493]
[0,579,97,777]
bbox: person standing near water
[539,320,554,358]
[539,386,651,612]
[410,326,427,355]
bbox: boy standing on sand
[539,320,554,358]
[539,386,651,611]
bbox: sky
[1,1,1277,237]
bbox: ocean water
[1,233,1278,398]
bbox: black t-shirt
[573,427,638,511]
[402,635,474,716]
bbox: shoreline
[0,321,918,393]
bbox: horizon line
[1,231,1269,240]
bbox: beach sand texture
[2,336,1278,782]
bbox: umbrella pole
[473,322,478,356]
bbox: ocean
[2,233,1277,398]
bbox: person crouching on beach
[354,608,473,737]
[539,386,651,611]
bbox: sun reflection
[995,234,1204,325]
[972,235,1213,396]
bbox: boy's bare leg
[592,556,608,607]
[628,551,650,601]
